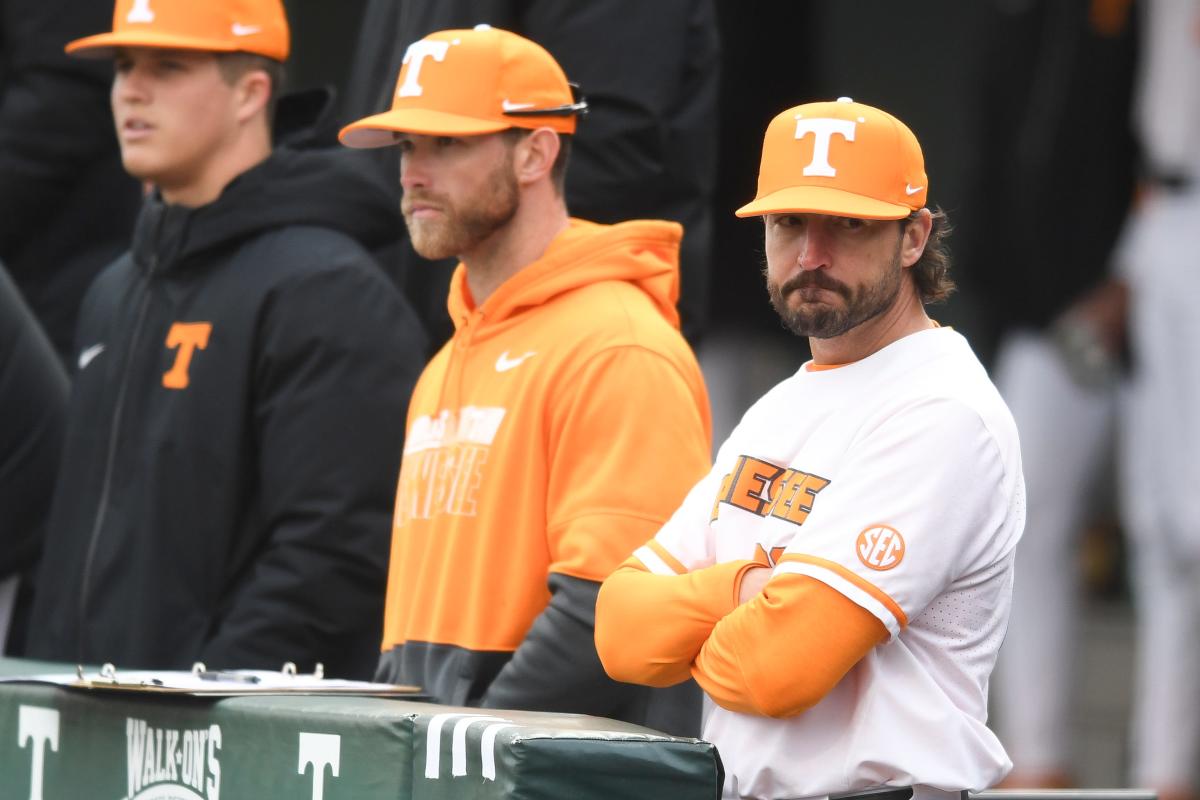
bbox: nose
[399,148,429,192]
[796,219,832,271]
[113,66,149,106]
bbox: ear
[233,69,272,126]
[899,208,932,268]
[511,128,560,187]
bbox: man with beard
[338,25,712,734]
[596,98,1026,799]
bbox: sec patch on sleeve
[856,525,905,571]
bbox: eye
[153,58,187,75]
[835,217,867,231]
[395,136,414,153]
[434,136,460,148]
[772,214,806,229]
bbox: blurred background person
[973,0,1139,788]
[1111,1,1200,797]
[0,263,67,656]
[0,0,142,363]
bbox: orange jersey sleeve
[595,555,757,687]
[692,572,888,718]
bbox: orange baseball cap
[736,97,928,220]
[66,0,290,61]
[339,24,585,148]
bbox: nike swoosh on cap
[501,100,536,112]
[904,184,924,196]
[79,343,106,370]
[231,23,261,36]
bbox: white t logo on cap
[397,39,455,98]
[794,117,857,177]
[126,0,155,23]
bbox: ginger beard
[765,238,905,339]
[401,146,519,261]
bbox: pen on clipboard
[196,671,260,684]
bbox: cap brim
[735,185,916,220]
[66,31,247,58]
[338,108,510,148]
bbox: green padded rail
[0,658,722,799]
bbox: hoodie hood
[131,145,399,274]
[447,218,684,331]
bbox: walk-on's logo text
[124,718,221,800]
[395,406,507,525]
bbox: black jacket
[1,0,142,361]
[26,146,427,678]
[0,263,67,654]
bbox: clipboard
[0,661,424,698]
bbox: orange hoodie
[379,218,712,713]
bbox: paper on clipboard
[0,664,422,697]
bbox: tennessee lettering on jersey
[395,406,507,525]
[709,454,831,525]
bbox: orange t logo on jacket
[162,322,212,389]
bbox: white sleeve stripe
[633,545,676,576]
[776,562,902,638]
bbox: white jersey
[653,327,1025,799]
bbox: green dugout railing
[0,658,722,799]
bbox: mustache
[400,191,446,215]
[759,257,849,296]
